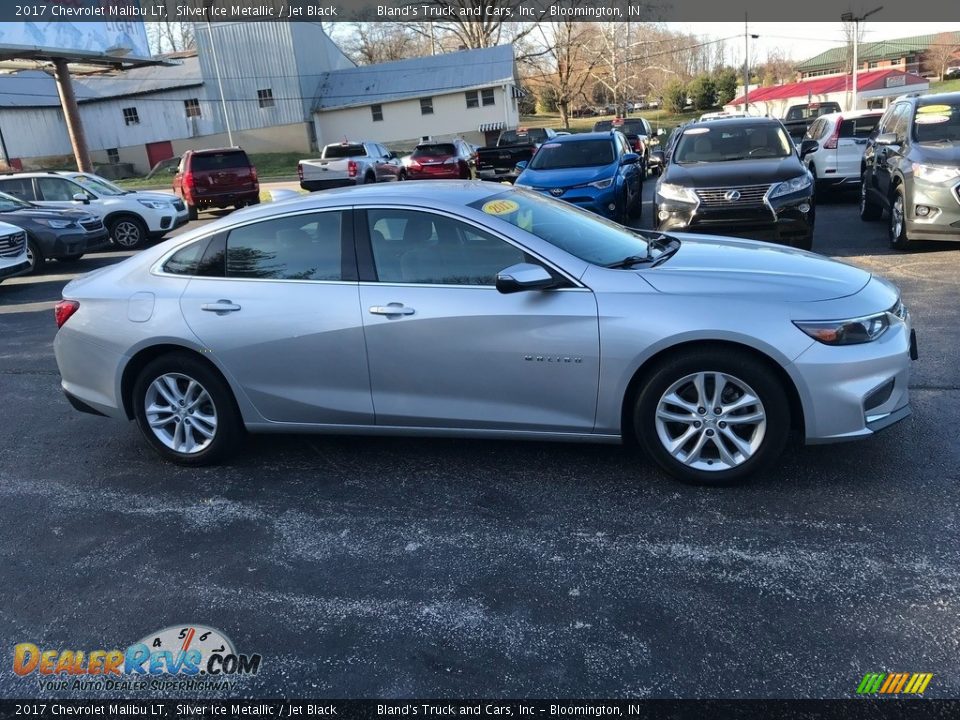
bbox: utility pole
[743,16,758,114]
[842,7,883,111]
[52,58,92,172]
[205,20,234,146]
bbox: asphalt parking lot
[1,181,959,699]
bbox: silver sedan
[53,182,916,485]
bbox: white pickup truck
[298,141,405,192]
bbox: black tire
[57,254,84,263]
[614,188,630,224]
[628,184,643,219]
[889,184,911,251]
[633,347,791,486]
[25,236,45,274]
[859,172,882,221]
[364,172,376,185]
[187,203,199,221]
[132,352,244,466]
[109,215,148,249]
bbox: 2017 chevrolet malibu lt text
[53,183,916,485]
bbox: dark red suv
[173,148,259,220]
[405,140,476,180]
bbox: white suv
[802,110,883,193]
[0,220,29,285]
[0,172,189,249]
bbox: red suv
[173,147,259,220]
[404,140,476,180]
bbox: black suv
[654,117,817,250]
[860,92,960,250]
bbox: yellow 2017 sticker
[482,199,520,216]
[917,104,952,114]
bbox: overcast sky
[668,22,960,63]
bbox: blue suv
[514,131,643,222]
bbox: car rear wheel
[109,216,148,249]
[633,348,790,486]
[186,203,199,221]
[133,352,243,466]
[889,185,910,251]
[859,173,882,221]
[25,237,44,274]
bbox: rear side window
[0,178,35,201]
[840,116,881,139]
[323,144,366,159]
[412,144,457,158]
[189,151,250,172]
[225,211,345,281]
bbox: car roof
[188,147,248,155]
[688,117,785,129]
[810,109,884,121]
[544,132,618,143]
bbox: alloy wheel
[113,220,142,248]
[654,371,767,472]
[891,195,904,239]
[144,373,218,455]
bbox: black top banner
[1,0,959,23]
[2,700,960,720]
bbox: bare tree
[404,4,537,54]
[924,32,960,79]
[760,49,795,86]
[341,23,430,65]
[841,19,867,75]
[526,20,600,127]
[146,21,195,54]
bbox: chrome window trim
[358,204,588,290]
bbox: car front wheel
[859,173,882,221]
[25,237,45,274]
[889,185,910,250]
[132,353,243,466]
[633,348,791,485]
[109,216,148,249]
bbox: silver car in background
[53,182,916,485]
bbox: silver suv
[860,92,960,249]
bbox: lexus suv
[654,117,817,250]
[860,92,960,250]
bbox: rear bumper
[301,179,358,191]
[477,169,520,182]
[187,189,260,207]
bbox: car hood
[913,141,960,165]
[664,156,805,187]
[641,234,871,302]
[517,163,618,188]
[126,190,179,201]
[0,207,90,220]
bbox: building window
[184,98,201,118]
[122,107,139,126]
[371,104,383,122]
[868,61,879,69]
[481,88,495,106]
[420,97,433,115]
[465,90,479,109]
[867,99,886,110]
[257,88,275,108]
[106,148,120,164]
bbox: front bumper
[38,227,110,258]
[903,178,960,242]
[524,184,619,219]
[655,190,814,247]
[0,258,30,281]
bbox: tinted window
[500,129,547,145]
[593,121,613,131]
[163,241,205,275]
[529,140,616,169]
[323,144,366,159]
[37,177,86,201]
[0,179,35,201]
[190,151,250,172]
[913,101,960,143]
[367,209,527,285]
[412,144,458,158]
[674,124,792,162]
[225,212,344,281]
[840,115,881,139]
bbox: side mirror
[621,152,640,165]
[496,263,555,294]
[167,166,177,174]
[515,160,528,171]
[651,150,666,165]
[657,128,667,136]
[72,192,90,204]
[799,139,820,158]
[875,132,898,146]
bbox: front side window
[36,177,86,202]
[122,107,139,126]
[367,209,527,285]
[420,97,434,115]
[225,212,344,281]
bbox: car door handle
[201,300,241,314]
[369,303,415,316]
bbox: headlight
[912,163,960,184]
[35,218,77,229]
[137,199,170,210]
[589,177,614,190]
[768,174,812,199]
[657,182,698,204]
[794,311,895,345]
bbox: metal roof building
[797,31,960,78]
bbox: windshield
[913,101,960,143]
[0,191,30,211]
[323,144,366,159]
[72,174,124,196]
[529,139,616,170]
[469,189,657,267]
[413,144,457,158]
[674,124,793,163]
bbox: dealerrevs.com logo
[13,625,261,692]
[857,672,934,695]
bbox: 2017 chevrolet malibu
[53,182,916,485]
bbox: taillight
[182,171,194,190]
[823,118,842,150]
[347,160,358,178]
[250,166,258,184]
[297,163,303,181]
[54,300,79,329]
[408,159,421,170]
